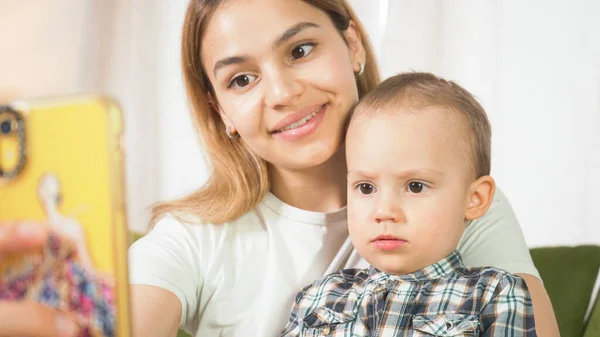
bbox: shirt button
[321,326,331,335]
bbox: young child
[280,72,536,336]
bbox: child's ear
[464,175,496,221]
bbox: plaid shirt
[280,251,536,337]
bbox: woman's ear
[343,20,366,73]
[464,175,496,221]
[208,92,236,133]
[207,92,221,115]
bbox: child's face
[346,106,475,275]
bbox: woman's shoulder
[128,208,270,293]
[457,187,540,278]
[146,206,268,244]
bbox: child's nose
[374,209,401,223]
[373,198,404,224]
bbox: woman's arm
[131,285,182,337]
[128,215,204,337]
[517,274,560,337]
[457,187,559,336]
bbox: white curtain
[1,0,599,247]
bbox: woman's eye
[291,43,315,60]
[357,183,376,195]
[228,74,257,89]
[407,182,427,194]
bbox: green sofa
[531,245,600,337]
[130,232,599,337]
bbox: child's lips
[371,235,408,251]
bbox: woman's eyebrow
[214,55,249,77]
[213,22,320,77]
[273,22,320,48]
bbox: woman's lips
[270,104,326,141]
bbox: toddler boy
[280,72,536,336]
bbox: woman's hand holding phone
[1,95,129,336]
[0,222,80,337]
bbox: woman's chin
[268,148,340,171]
[255,132,345,171]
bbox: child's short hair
[348,72,492,178]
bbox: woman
[1,0,559,336]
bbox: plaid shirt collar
[367,250,463,282]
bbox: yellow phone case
[0,95,130,337]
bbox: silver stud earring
[225,125,236,139]
[357,62,365,76]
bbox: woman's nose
[263,67,304,108]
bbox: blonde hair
[151,0,380,225]
[349,72,492,178]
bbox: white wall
[2,0,599,246]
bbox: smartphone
[0,95,130,337]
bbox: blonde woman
[0,1,559,336]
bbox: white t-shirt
[128,188,538,337]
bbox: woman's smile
[271,104,327,141]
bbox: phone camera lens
[0,120,12,135]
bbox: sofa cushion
[530,245,600,337]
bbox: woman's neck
[269,146,347,213]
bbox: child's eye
[291,43,315,60]
[407,181,428,194]
[228,74,257,90]
[356,183,376,195]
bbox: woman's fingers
[0,223,77,337]
[0,301,79,337]
[0,222,48,256]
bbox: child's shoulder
[455,264,524,280]
[286,268,372,328]
[293,268,371,305]
[453,265,530,295]
[300,268,370,292]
